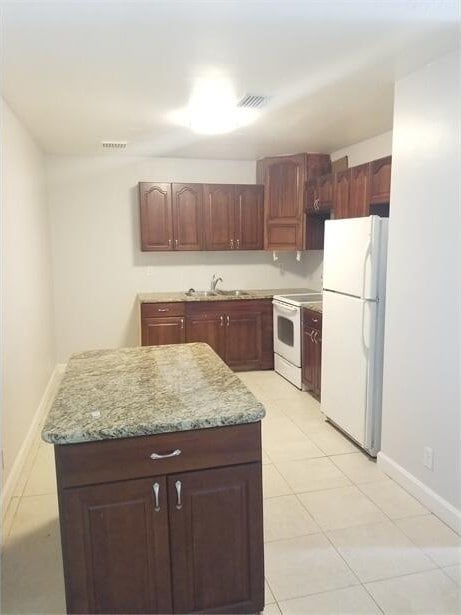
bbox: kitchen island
[42,343,265,615]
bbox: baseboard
[378,451,461,534]
[1,363,66,519]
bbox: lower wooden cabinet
[141,300,274,371]
[55,424,264,614]
[302,308,322,399]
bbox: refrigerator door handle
[361,300,370,351]
[361,239,372,300]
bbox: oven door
[273,300,301,367]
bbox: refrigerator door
[323,216,382,299]
[321,290,377,450]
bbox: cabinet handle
[312,317,319,323]
[175,480,183,510]
[309,330,315,342]
[220,315,224,327]
[157,308,169,312]
[175,239,178,248]
[180,318,184,329]
[236,238,240,249]
[150,448,181,460]
[168,239,172,248]
[152,482,160,512]
[230,239,234,249]
[226,315,230,327]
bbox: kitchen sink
[217,290,249,296]
[185,289,218,297]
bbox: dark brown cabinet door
[186,311,226,360]
[203,184,235,250]
[264,154,306,250]
[225,310,263,371]
[349,163,370,218]
[168,464,264,614]
[60,477,172,614]
[172,183,204,250]
[141,316,185,346]
[317,173,334,210]
[369,156,392,204]
[334,170,351,219]
[302,310,322,398]
[235,185,264,250]
[139,183,173,251]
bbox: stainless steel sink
[217,290,249,296]
[185,289,218,297]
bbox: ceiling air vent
[237,94,269,109]
[101,141,127,149]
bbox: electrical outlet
[423,446,434,470]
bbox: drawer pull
[175,480,183,510]
[150,448,181,460]
[157,308,169,313]
[152,482,160,512]
[312,317,319,323]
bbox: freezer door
[323,216,382,299]
[321,291,377,448]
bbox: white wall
[379,52,460,529]
[47,155,323,362]
[1,99,55,486]
[331,130,393,167]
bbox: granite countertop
[138,287,318,304]
[302,301,323,314]
[42,343,265,445]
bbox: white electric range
[272,292,322,388]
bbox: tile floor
[2,370,460,614]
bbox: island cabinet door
[59,477,172,614]
[167,464,264,614]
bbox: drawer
[303,308,322,329]
[55,422,262,488]
[141,302,185,317]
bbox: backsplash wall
[47,155,323,362]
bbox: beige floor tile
[304,423,360,455]
[395,514,461,567]
[331,452,387,484]
[443,565,461,586]
[1,496,20,545]
[264,495,319,542]
[263,464,293,498]
[298,485,387,531]
[327,520,436,583]
[1,494,65,614]
[276,457,351,494]
[279,585,382,614]
[265,533,358,601]
[262,449,272,464]
[23,442,57,496]
[263,603,282,615]
[365,569,461,614]
[265,579,276,604]
[263,415,325,463]
[359,478,428,519]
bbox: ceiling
[1,0,459,159]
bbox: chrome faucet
[210,273,223,292]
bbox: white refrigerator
[321,216,388,456]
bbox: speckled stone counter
[42,343,265,445]
[302,301,323,313]
[138,287,318,304]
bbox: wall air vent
[101,141,127,149]
[237,94,269,109]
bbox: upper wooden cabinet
[235,185,264,250]
[258,153,331,250]
[139,183,173,251]
[203,184,235,250]
[334,170,351,219]
[203,184,264,251]
[172,183,204,250]
[306,173,334,213]
[369,156,392,204]
[349,163,371,218]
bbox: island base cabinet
[56,429,264,615]
[169,465,264,614]
[59,477,172,614]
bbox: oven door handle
[274,303,298,315]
